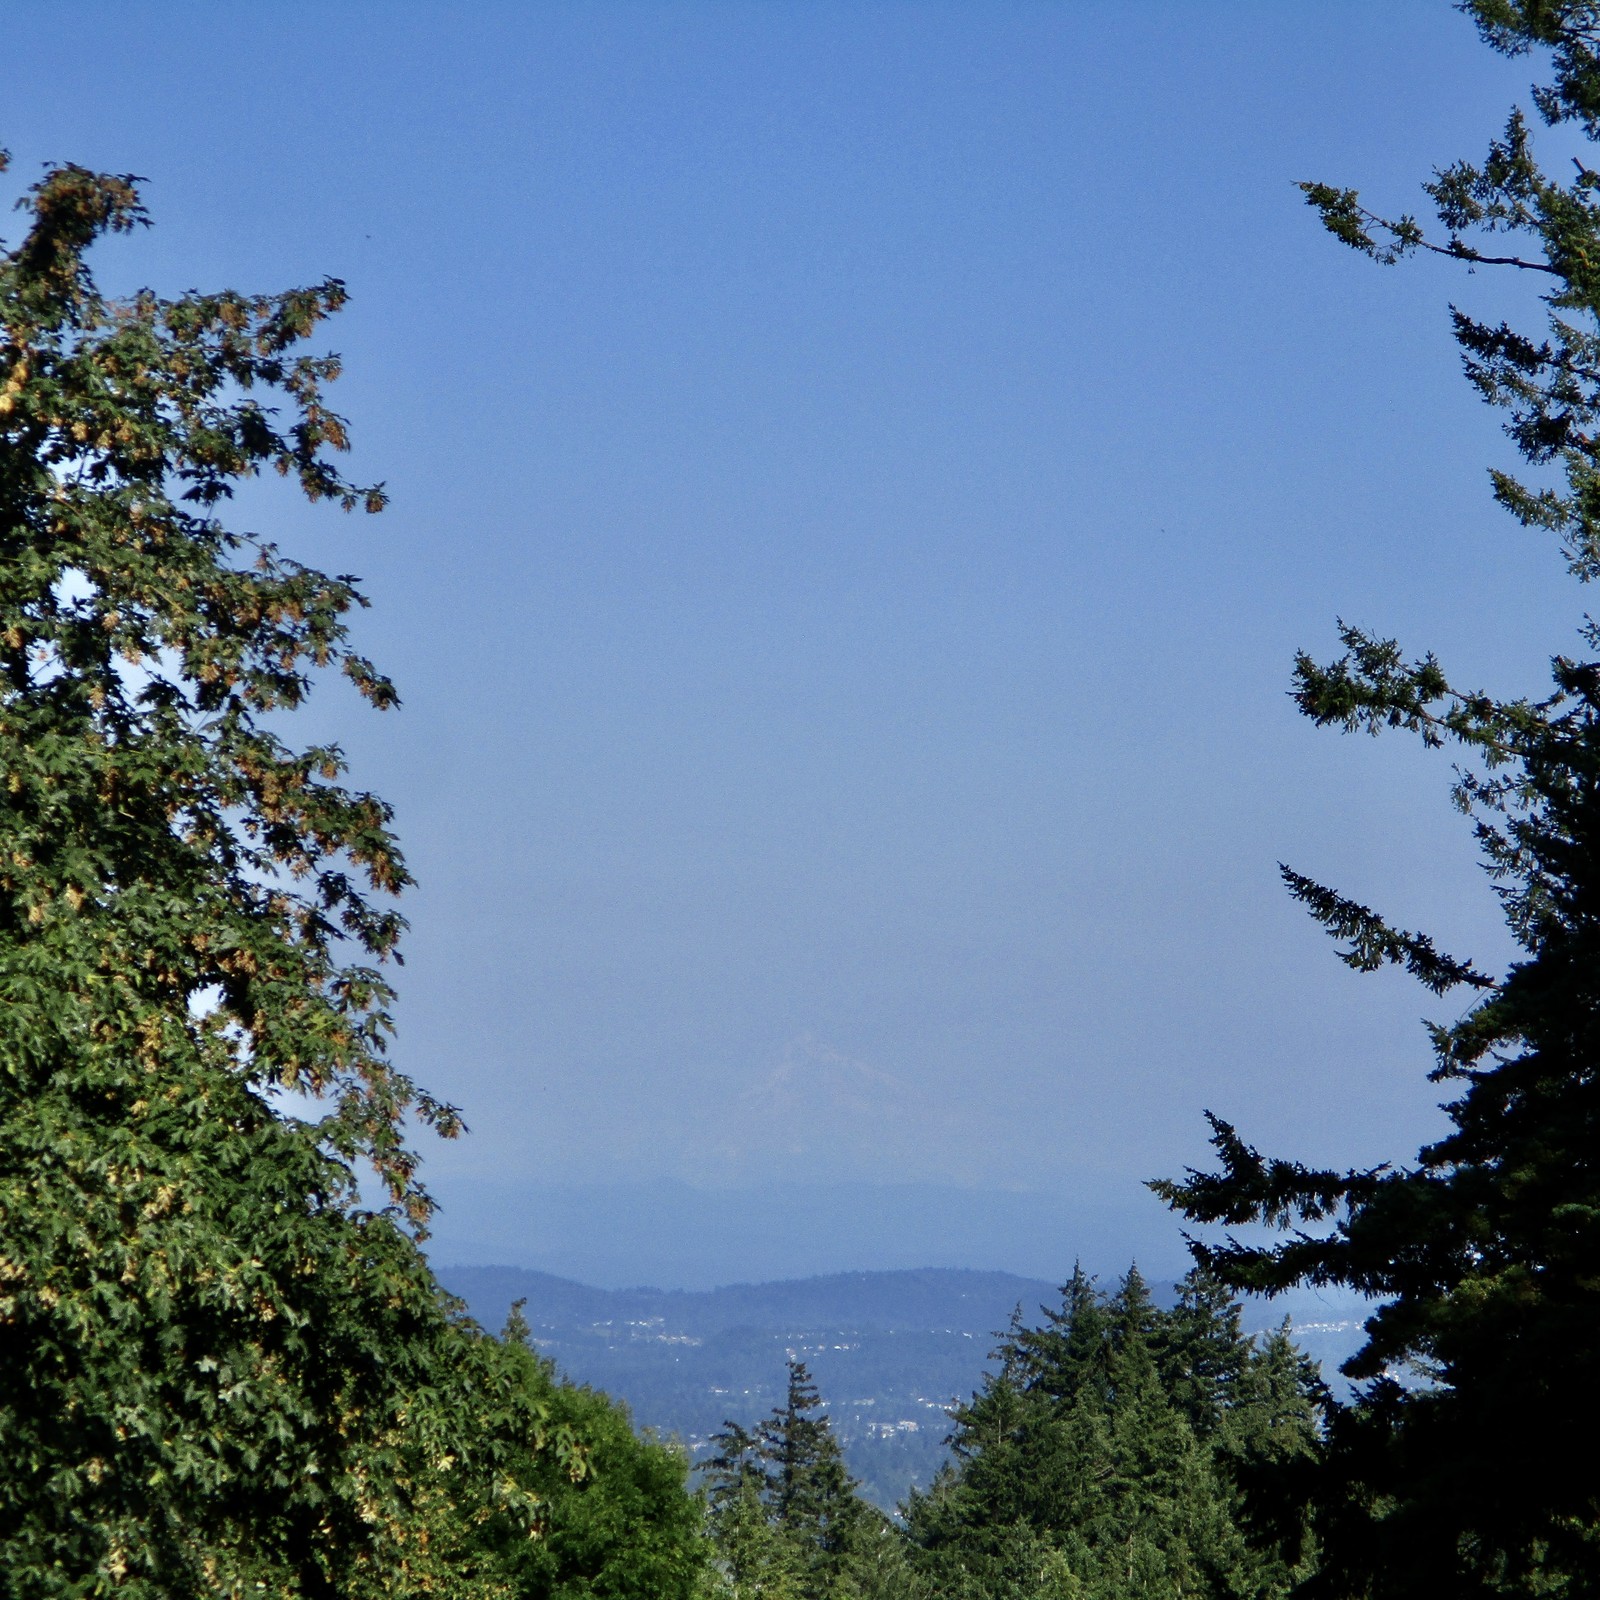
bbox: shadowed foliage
[1158,5,1600,1593]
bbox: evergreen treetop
[902,1266,1321,1600]
[705,1359,875,1600]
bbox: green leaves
[1298,183,1426,265]
[0,158,544,1597]
[1466,1,1600,140]
[0,156,430,1201]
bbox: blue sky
[5,4,1578,1282]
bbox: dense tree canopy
[0,152,568,1598]
[1157,3,1600,1593]
[900,1267,1321,1600]
[474,1304,711,1600]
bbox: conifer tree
[1153,4,1600,1593]
[1157,1268,1252,1440]
[704,1364,882,1600]
[908,1333,1040,1568]
[1015,1264,1112,1405]
[758,1360,871,1600]
[1095,1276,1241,1600]
[705,1421,807,1600]
[903,1266,1319,1600]
[0,154,553,1597]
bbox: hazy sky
[4,4,1578,1279]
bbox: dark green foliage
[900,1267,1321,1600]
[474,1305,712,1600]
[760,1360,872,1591]
[0,154,565,1597]
[1155,5,1600,1593]
[704,1359,881,1599]
[705,1420,810,1600]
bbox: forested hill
[444,1265,1057,1336]
[437,1265,1367,1509]
[439,1266,1062,1506]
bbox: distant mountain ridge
[445,1264,1065,1335]
[437,1264,1371,1509]
[421,1177,1189,1289]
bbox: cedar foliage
[1154,3,1600,1593]
[899,1267,1321,1600]
[0,154,565,1597]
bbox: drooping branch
[1279,867,1497,995]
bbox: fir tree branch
[1150,1115,1380,1231]
[1279,867,1497,994]
[1300,182,1563,274]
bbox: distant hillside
[439,1266,1056,1506]
[444,1264,1062,1336]
[437,1264,1371,1510]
